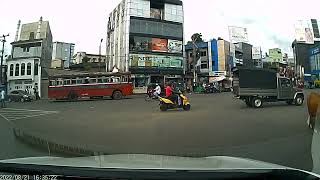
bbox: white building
[107,0,184,92]
[7,17,53,98]
[52,41,75,68]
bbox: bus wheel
[68,92,78,101]
[112,91,123,100]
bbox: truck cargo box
[232,67,277,89]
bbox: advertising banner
[228,26,249,43]
[252,46,262,59]
[295,27,306,42]
[305,28,314,44]
[152,38,168,52]
[168,40,183,53]
[130,54,183,68]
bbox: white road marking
[0,108,59,122]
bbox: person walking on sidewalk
[1,89,6,108]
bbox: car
[8,90,33,102]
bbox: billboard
[168,40,183,53]
[228,26,249,43]
[152,38,168,52]
[305,28,314,44]
[252,46,262,59]
[129,54,183,68]
[295,19,320,43]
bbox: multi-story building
[292,40,320,78]
[70,52,106,72]
[234,42,253,67]
[106,0,184,92]
[185,39,235,84]
[52,41,75,68]
[7,17,53,98]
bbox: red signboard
[152,38,168,52]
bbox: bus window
[71,79,77,84]
[49,80,56,86]
[89,78,97,83]
[102,78,110,83]
[97,78,103,83]
[64,79,71,85]
[76,79,83,84]
[111,77,120,83]
[122,76,128,83]
[57,80,63,86]
[84,78,89,84]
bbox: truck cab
[277,77,304,104]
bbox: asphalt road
[0,91,316,171]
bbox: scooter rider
[154,83,161,97]
[165,82,178,104]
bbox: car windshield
[1,0,320,178]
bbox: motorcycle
[145,89,159,101]
[158,91,191,111]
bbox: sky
[1,0,320,57]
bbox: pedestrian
[1,89,6,108]
[34,87,40,100]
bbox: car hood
[0,154,288,170]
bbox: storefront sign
[129,54,183,68]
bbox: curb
[13,127,99,156]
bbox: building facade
[292,40,320,78]
[309,46,320,77]
[7,17,53,98]
[106,0,184,92]
[52,41,75,68]
[184,39,235,84]
[70,52,106,72]
[234,42,253,67]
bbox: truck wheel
[252,97,263,108]
[68,92,78,101]
[294,95,304,106]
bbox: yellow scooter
[159,91,191,111]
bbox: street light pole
[99,38,103,72]
[0,34,9,85]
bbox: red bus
[48,72,133,100]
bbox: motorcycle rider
[165,82,178,104]
[154,83,161,97]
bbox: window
[21,63,25,76]
[34,63,38,75]
[49,80,56,86]
[201,64,208,69]
[9,64,14,76]
[29,32,34,40]
[76,79,83,84]
[102,78,110,83]
[71,79,77,84]
[89,78,97,83]
[97,78,103,83]
[27,63,31,75]
[280,78,291,87]
[200,51,207,56]
[15,64,20,76]
[64,79,71,85]
[56,80,63,86]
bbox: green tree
[82,56,92,71]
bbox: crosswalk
[0,108,59,122]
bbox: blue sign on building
[309,46,320,76]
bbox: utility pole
[0,34,9,85]
[98,38,103,72]
[191,33,201,90]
